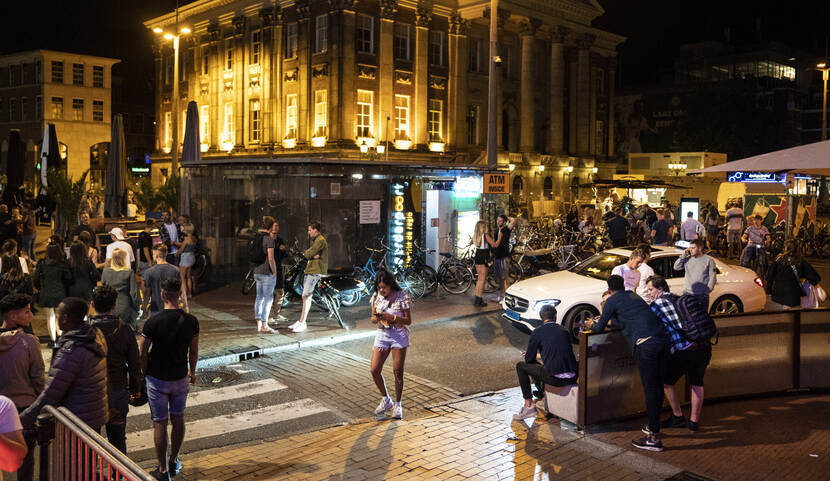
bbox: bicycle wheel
[440,262,473,295]
[398,270,426,299]
[192,253,209,281]
[339,290,362,306]
[416,264,438,296]
[241,269,255,295]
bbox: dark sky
[2,0,828,100]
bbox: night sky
[1,0,828,101]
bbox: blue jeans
[22,235,35,259]
[254,273,277,321]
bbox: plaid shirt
[159,221,183,250]
[649,293,693,353]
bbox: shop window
[543,176,553,199]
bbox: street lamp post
[817,62,829,141]
[486,0,498,167]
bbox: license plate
[505,309,520,321]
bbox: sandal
[258,325,276,334]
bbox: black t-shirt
[493,227,511,259]
[142,309,200,381]
[72,224,96,241]
[138,231,153,263]
[605,215,629,242]
[652,219,671,244]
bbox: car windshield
[571,253,629,280]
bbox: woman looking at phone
[369,270,412,420]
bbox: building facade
[0,50,120,188]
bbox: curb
[196,305,502,369]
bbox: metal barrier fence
[36,406,155,481]
[567,308,830,427]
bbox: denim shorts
[302,274,322,297]
[374,327,409,350]
[146,375,190,422]
[179,252,196,268]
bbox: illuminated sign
[727,171,783,183]
[390,182,407,266]
[131,167,150,173]
[453,176,482,199]
[483,173,510,194]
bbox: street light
[668,163,687,176]
[152,10,191,178]
[817,62,829,141]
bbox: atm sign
[483,173,510,194]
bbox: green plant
[47,168,88,237]
[156,174,179,213]
[132,177,160,212]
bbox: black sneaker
[631,435,663,452]
[150,469,171,481]
[660,414,687,428]
[688,420,699,432]
[168,457,183,476]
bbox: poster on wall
[743,195,787,226]
[359,200,381,224]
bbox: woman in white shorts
[369,270,412,420]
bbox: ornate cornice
[328,0,355,14]
[549,25,570,43]
[296,0,311,20]
[449,14,469,35]
[207,22,221,42]
[415,6,432,27]
[259,7,275,27]
[232,15,246,36]
[380,0,397,19]
[519,18,541,37]
[576,33,596,50]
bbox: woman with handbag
[766,240,821,309]
[102,248,141,330]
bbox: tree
[47,168,88,238]
[156,174,179,213]
[132,177,160,213]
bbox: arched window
[512,175,523,198]
[543,176,553,199]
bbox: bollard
[36,412,54,481]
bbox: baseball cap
[109,227,126,240]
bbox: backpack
[673,294,718,344]
[248,232,267,264]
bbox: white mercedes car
[502,245,767,339]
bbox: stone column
[273,8,283,142]
[448,14,468,148]
[413,6,431,148]
[379,0,397,147]
[207,24,220,152]
[576,33,595,155]
[547,26,568,154]
[607,57,616,159]
[336,0,357,144]
[260,8,275,147]
[327,2,341,141]
[233,16,246,149]
[519,19,538,153]
[568,50,577,154]
[297,0,311,144]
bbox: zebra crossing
[124,365,348,462]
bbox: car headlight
[533,299,561,310]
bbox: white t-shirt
[164,223,180,254]
[0,256,29,274]
[681,218,702,240]
[611,263,641,292]
[726,207,744,231]
[106,240,135,264]
[0,395,22,434]
[636,262,656,302]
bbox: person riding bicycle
[740,215,770,272]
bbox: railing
[36,406,155,481]
[545,308,830,427]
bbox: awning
[688,140,830,176]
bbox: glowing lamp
[537,165,545,172]
[163,33,174,40]
[394,139,412,150]
[566,165,574,173]
[311,136,326,147]
[200,143,209,153]
[508,163,515,171]
[428,142,445,152]
[376,144,386,154]
[282,138,296,149]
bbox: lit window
[428,99,442,141]
[251,31,261,64]
[394,24,410,60]
[200,105,210,144]
[225,41,233,70]
[51,97,63,119]
[73,63,84,86]
[285,23,298,58]
[315,15,328,54]
[250,100,261,142]
[394,95,410,139]
[72,98,84,121]
[468,40,480,72]
[182,110,187,142]
[429,31,443,66]
[93,100,104,122]
[223,103,234,144]
[356,90,373,137]
[165,111,172,150]
[467,105,479,144]
[51,61,63,83]
[357,15,374,54]
[314,90,327,136]
[286,94,298,138]
[93,66,104,88]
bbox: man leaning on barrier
[512,304,578,421]
[584,274,669,452]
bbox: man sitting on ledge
[513,304,578,421]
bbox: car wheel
[563,305,599,343]
[710,295,743,316]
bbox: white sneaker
[271,314,288,323]
[374,397,394,415]
[391,403,403,419]
[287,321,300,330]
[291,322,307,333]
[512,406,538,421]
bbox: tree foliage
[47,168,88,237]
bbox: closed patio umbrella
[104,114,127,217]
[180,101,201,215]
[40,123,60,189]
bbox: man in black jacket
[605,209,630,247]
[512,305,578,421]
[88,285,143,454]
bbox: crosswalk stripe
[126,398,330,452]
[129,378,287,418]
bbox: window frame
[285,23,298,59]
[428,99,442,141]
[223,103,234,144]
[225,41,234,71]
[314,90,328,136]
[72,63,84,86]
[250,99,261,142]
[469,39,480,72]
[356,90,374,138]
[285,94,298,138]
[51,96,64,120]
[72,98,84,121]
[92,65,104,88]
[35,95,42,120]
[394,23,410,61]
[429,31,444,66]
[200,105,210,144]
[394,94,410,139]
[357,15,374,54]
[467,104,479,144]
[92,100,104,122]
[315,15,328,54]
[51,61,64,83]
[165,111,172,149]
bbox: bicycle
[378,240,428,300]
[241,265,256,295]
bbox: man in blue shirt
[585,275,669,452]
[512,305,578,421]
